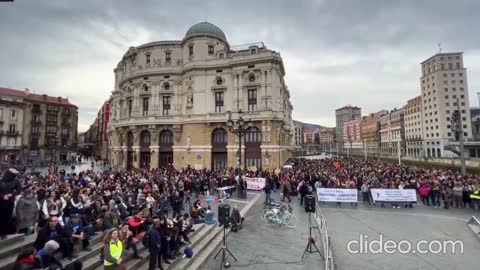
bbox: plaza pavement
[321,202,480,270]
[200,191,322,270]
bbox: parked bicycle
[263,204,297,228]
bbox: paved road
[322,202,480,270]
[200,191,322,270]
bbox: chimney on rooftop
[25,88,29,94]
[57,96,62,103]
[42,94,47,101]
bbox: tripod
[214,224,238,270]
[302,213,323,260]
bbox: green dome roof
[185,22,227,41]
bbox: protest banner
[370,189,418,204]
[316,188,358,202]
[244,177,266,191]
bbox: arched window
[437,148,441,157]
[160,130,173,145]
[127,131,134,147]
[245,127,261,143]
[427,148,431,157]
[141,130,150,146]
[212,128,227,144]
[431,148,436,158]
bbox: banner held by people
[244,177,266,191]
[316,188,358,202]
[370,189,418,204]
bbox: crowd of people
[1,163,258,270]
[286,157,480,209]
[3,156,480,269]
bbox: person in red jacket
[128,211,146,239]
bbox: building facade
[379,109,405,156]
[361,111,387,157]
[0,87,78,163]
[319,128,335,144]
[92,100,111,160]
[420,52,472,157]
[293,121,304,147]
[0,89,25,162]
[343,118,363,155]
[335,105,361,152]
[107,22,294,170]
[404,96,424,157]
[303,128,315,145]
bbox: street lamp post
[364,139,367,160]
[452,98,466,175]
[227,110,252,199]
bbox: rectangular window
[146,54,150,64]
[31,138,38,148]
[61,128,68,135]
[32,126,39,134]
[128,99,133,117]
[441,64,445,70]
[8,124,15,133]
[215,92,224,113]
[7,137,16,147]
[163,96,171,116]
[208,45,214,55]
[143,97,149,116]
[165,52,171,62]
[189,46,194,57]
[219,53,224,59]
[248,89,257,111]
[448,63,453,69]
[10,110,16,119]
[456,62,461,69]
[61,138,67,146]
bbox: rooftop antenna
[438,43,442,53]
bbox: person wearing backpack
[147,219,164,270]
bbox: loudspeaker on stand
[218,204,231,225]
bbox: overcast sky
[1,0,480,132]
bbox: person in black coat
[0,168,21,239]
[147,219,163,270]
[171,191,182,218]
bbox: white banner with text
[244,177,266,191]
[370,189,417,204]
[316,188,358,202]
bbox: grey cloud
[1,0,479,130]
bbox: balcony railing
[31,120,42,126]
[6,130,19,136]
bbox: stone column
[132,146,140,168]
[121,147,128,169]
[150,147,159,169]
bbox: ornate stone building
[107,22,294,170]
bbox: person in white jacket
[42,190,67,226]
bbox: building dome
[185,22,227,41]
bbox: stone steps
[176,194,261,270]
[137,194,261,270]
[0,233,103,270]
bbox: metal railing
[314,205,335,270]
